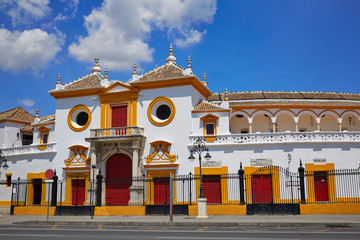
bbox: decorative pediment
[37,125,50,133]
[104,82,136,93]
[65,145,91,166]
[146,141,176,163]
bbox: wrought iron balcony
[190,131,360,146]
[89,127,145,140]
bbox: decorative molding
[190,132,360,146]
[1,143,57,156]
[65,145,91,166]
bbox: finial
[35,106,39,117]
[203,72,207,86]
[57,72,61,83]
[187,54,191,66]
[104,67,108,77]
[169,43,173,53]
[166,43,176,64]
[92,55,101,73]
[133,63,137,73]
[224,88,229,101]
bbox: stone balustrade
[1,143,57,156]
[190,131,360,145]
[90,127,145,138]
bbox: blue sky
[0,0,360,117]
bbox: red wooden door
[106,154,132,206]
[203,175,221,204]
[154,178,170,205]
[72,179,85,205]
[252,174,273,204]
[112,105,128,135]
[314,172,328,202]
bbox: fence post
[189,172,192,205]
[143,173,146,206]
[298,160,306,204]
[238,162,245,205]
[51,170,58,206]
[16,177,20,206]
[96,169,103,206]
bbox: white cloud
[173,29,207,48]
[0,0,51,27]
[18,98,35,107]
[69,0,217,71]
[55,0,79,22]
[0,28,64,74]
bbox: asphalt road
[0,225,360,239]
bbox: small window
[22,133,33,145]
[6,174,12,187]
[241,129,249,134]
[206,123,215,135]
[299,128,307,132]
[42,133,48,144]
[76,112,89,126]
[156,105,171,120]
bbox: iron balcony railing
[190,131,360,145]
[90,127,145,138]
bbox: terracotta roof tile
[209,91,360,101]
[0,107,34,122]
[193,100,228,111]
[138,64,186,81]
[64,73,103,90]
[40,114,55,122]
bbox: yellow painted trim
[38,125,50,145]
[62,171,90,206]
[65,145,91,166]
[132,99,137,126]
[146,169,177,205]
[131,76,212,99]
[189,205,246,216]
[5,173,12,188]
[305,163,335,203]
[95,206,145,216]
[26,172,47,206]
[100,101,105,128]
[201,114,218,137]
[38,144,47,151]
[244,166,281,204]
[14,206,56,215]
[194,166,228,204]
[0,119,32,125]
[143,163,179,168]
[300,203,360,215]
[50,88,103,99]
[67,105,92,132]
[0,201,11,206]
[147,96,176,126]
[146,141,176,164]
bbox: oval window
[67,105,92,132]
[147,97,175,126]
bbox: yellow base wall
[301,203,360,215]
[14,206,56,215]
[95,206,146,216]
[0,201,11,206]
[189,205,246,216]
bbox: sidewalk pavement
[1,207,360,227]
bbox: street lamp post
[0,150,9,171]
[188,137,211,219]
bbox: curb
[13,221,360,228]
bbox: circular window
[147,96,175,126]
[67,105,92,132]
[156,105,171,120]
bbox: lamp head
[204,152,212,161]
[2,161,9,170]
[188,153,195,162]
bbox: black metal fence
[9,163,360,211]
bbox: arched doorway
[106,154,132,206]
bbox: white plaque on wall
[202,161,222,168]
[250,158,272,166]
[313,158,326,164]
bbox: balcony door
[112,105,128,135]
